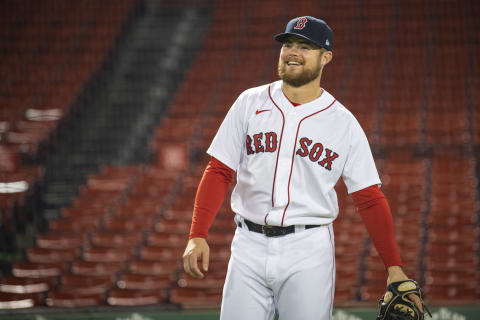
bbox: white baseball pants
[220,215,336,320]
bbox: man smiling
[182,16,426,320]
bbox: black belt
[241,219,322,237]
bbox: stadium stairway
[37,2,212,222]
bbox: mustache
[284,56,303,64]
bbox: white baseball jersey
[207,80,381,227]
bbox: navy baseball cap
[274,16,333,51]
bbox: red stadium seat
[114,202,159,220]
[46,291,105,307]
[107,288,167,306]
[0,276,55,294]
[11,262,64,278]
[139,246,183,262]
[207,232,234,246]
[36,233,85,250]
[61,205,109,219]
[209,218,236,234]
[334,283,356,303]
[162,209,194,221]
[70,260,126,277]
[425,269,477,286]
[146,231,187,247]
[208,245,231,262]
[170,287,222,309]
[359,284,385,302]
[102,217,151,233]
[0,292,42,309]
[424,283,478,302]
[128,259,179,276]
[82,247,133,263]
[176,272,226,289]
[90,231,143,249]
[154,219,189,234]
[116,274,172,291]
[27,247,78,264]
[60,274,112,296]
[335,265,358,288]
[49,217,100,233]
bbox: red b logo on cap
[294,17,308,30]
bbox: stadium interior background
[0,0,478,319]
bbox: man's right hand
[182,237,210,279]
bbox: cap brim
[274,32,323,49]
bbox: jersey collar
[270,80,336,116]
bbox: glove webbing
[388,280,432,319]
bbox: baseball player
[183,16,425,320]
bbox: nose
[284,46,300,58]
[288,44,301,53]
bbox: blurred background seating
[0,0,478,312]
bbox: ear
[321,51,333,66]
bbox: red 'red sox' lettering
[296,137,312,157]
[295,137,339,171]
[265,132,277,152]
[309,143,324,162]
[246,132,278,155]
[318,148,339,170]
[246,135,254,155]
[247,134,339,171]
[253,133,265,153]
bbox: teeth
[288,62,301,65]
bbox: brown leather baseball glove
[377,280,432,320]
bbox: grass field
[1,305,479,320]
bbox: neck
[281,77,323,105]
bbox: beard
[278,59,321,87]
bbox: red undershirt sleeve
[351,185,403,268]
[189,157,235,239]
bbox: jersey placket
[269,108,300,227]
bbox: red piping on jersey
[328,226,335,318]
[268,84,286,210]
[280,98,336,226]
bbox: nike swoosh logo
[256,109,271,115]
